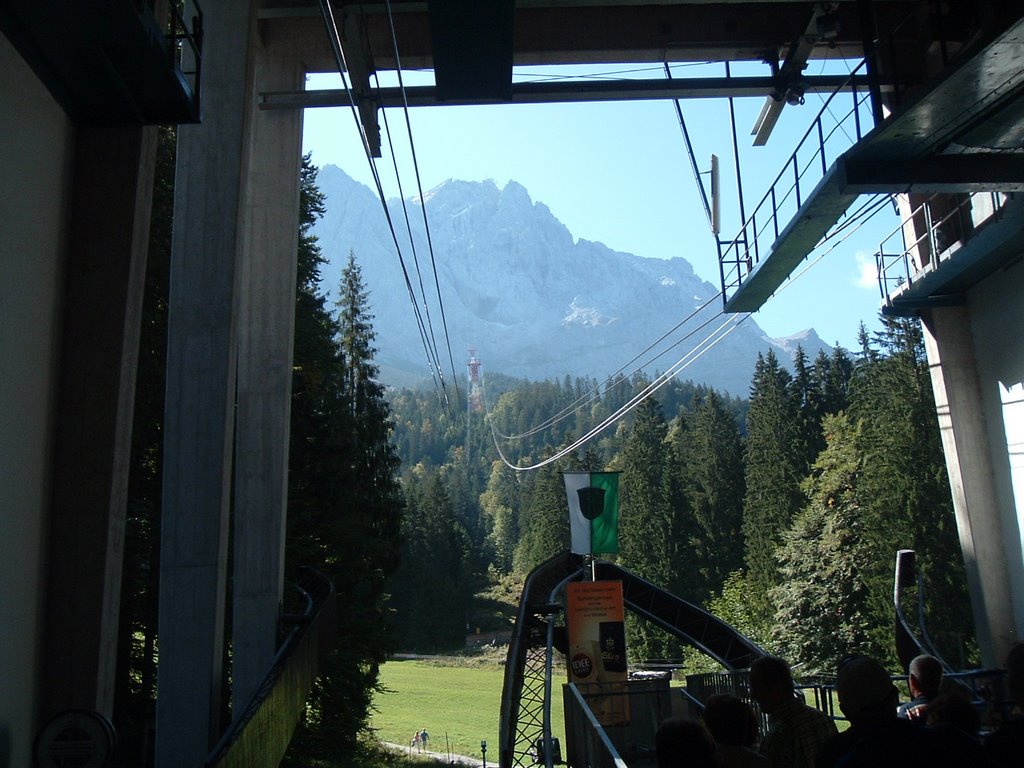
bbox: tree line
[387,316,975,675]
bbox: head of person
[907,654,943,698]
[835,655,899,727]
[749,656,796,715]
[1006,641,1024,707]
[702,693,760,748]
[655,717,716,768]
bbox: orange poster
[565,580,629,725]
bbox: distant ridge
[312,165,831,396]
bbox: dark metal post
[858,0,884,124]
[725,62,749,279]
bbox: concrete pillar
[921,305,1020,666]
[1,31,75,767]
[230,23,305,714]
[41,124,157,721]
[155,1,257,765]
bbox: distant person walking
[411,730,421,751]
[419,728,430,752]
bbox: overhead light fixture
[752,94,785,146]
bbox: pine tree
[789,345,825,469]
[618,397,679,662]
[773,413,877,672]
[848,316,973,664]
[742,351,803,622]
[512,459,569,575]
[819,345,854,418]
[283,158,403,763]
[390,471,473,650]
[676,391,746,601]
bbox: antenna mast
[467,347,483,414]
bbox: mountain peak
[312,168,830,395]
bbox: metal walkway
[723,14,1024,313]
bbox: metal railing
[875,191,1007,304]
[167,0,203,108]
[563,684,630,768]
[204,568,337,768]
[721,61,877,303]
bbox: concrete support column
[41,125,157,722]
[155,1,257,765]
[921,306,1018,666]
[230,24,305,714]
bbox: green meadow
[371,656,567,761]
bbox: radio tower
[467,347,483,414]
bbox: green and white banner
[563,471,620,555]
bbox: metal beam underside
[724,167,859,313]
[0,0,199,124]
[260,74,872,110]
[262,2,918,72]
[723,15,1024,314]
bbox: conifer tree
[512,459,569,575]
[742,350,803,621]
[848,316,972,663]
[284,158,403,763]
[789,345,824,469]
[619,397,679,662]
[773,413,877,671]
[391,471,473,649]
[677,391,746,601]
[819,345,854,417]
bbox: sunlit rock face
[314,165,830,395]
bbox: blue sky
[301,62,897,351]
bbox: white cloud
[854,252,878,289]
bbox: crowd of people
[654,644,1024,768]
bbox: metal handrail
[204,568,337,768]
[875,191,1007,305]
[166,0,204,108]
[721,60,876,302]
[563,684,629,768]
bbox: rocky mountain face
[313,165,829,396]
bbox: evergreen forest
[387,319,975,675]
[111,146,975,766]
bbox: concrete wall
[0,31,74,768]
[967,256,1024,644]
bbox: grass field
[371,656,567,761]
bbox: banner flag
[563,471,619,555]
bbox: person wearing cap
[816,655,939,768]
[896,654,943,721]
[748,656,837,768]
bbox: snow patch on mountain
[563,299,617,328]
